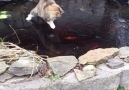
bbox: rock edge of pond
[0,42,129,90]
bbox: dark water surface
[0,0,129,57]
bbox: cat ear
[59,7,64,14]
[47,21,56,29]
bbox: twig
[8,25,21,44]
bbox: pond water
[0,0,129,57]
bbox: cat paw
[26,14,33,21]
[47,21,56,29]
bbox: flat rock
[0,72,14,83]
[74,69,87,81]
[79,48,119,65]
[119,47,129,58]
[8,57,45,76]
[106,57,124,69]
[47,56,78,76]
[0,61,9,74]
[106,63,124,69]
[74,65,96,81]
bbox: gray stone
[0,60,122,90]
[8,57,45,76]
[62,73,78,83]
[47,56,78,76]
[74,69,88,81]
[79,48,119,65]
[80,72,120,90]
[97,63,112,72]
[120,65,129,90]
[0,61,9,74]
[121,70,129,90]
[74,65,96,81]
[42,71,121,90]
[106,58,124,69]
[0,77,51,90]
[97,63,129,90]
[106,63,124,69]
[123,57,129,63]
[0,70,120,90]
[119,47,129,59]
[0,73,13,83]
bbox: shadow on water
[0,0,129,57]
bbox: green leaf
[0,11,12,19]
[0,11,8,14]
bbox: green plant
[0,11,12,19]
[46,74,61,81]
[117,85,124,90]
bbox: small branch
[8,25,21,44]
